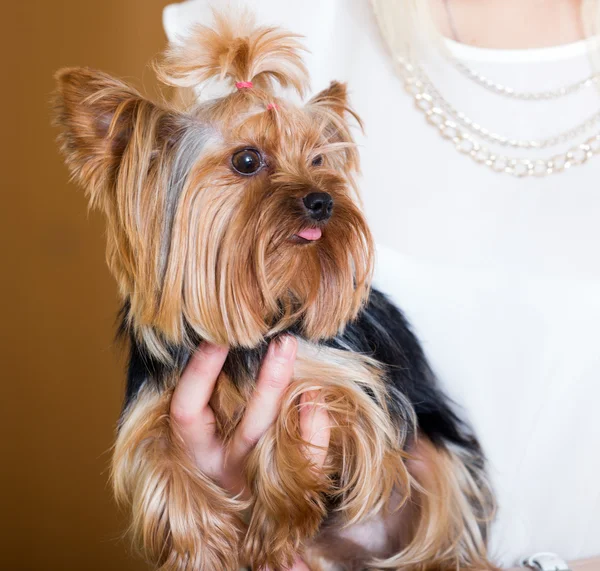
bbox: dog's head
[54,12,373,355]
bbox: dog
[53,12,495,571]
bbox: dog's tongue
[297,228,322,241]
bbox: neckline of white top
[444,35,600,63]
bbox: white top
[163,1,600,565]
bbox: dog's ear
[307,81,362,171]
[308,81,362,126]
[53,67,177,208]
[309,81,348,115]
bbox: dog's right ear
[53,68,171,208]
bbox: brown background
[1,1,173,570]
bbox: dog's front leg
[242,342,411,570]
[112,383,246,571]
[242,381,331,570]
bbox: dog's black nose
[303,192,333,221]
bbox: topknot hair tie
[235,81,254,90]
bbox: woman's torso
[164,0,600,564]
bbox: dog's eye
[231,148,263,176]
[311,154,324,167]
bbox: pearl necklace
[398,57,600,177]
[450,57,600,101]
[444,0,600,101]
[412,63,600,150]
[443,0,600,102]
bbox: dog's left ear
[309,81,347,114]
[307,81,362,170]
[307,81,363,129]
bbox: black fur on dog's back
[120,288,483,462]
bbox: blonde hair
[583,0,600,70]
[583,0,600,39]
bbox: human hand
[170,336,330,570]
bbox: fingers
[229,336,297,465]
[170,342,229,455]
[299,390,331,469]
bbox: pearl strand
[399,58,600,177]
[410,65,600,149]
[451,58,600,101]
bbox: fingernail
[271,335,297,361]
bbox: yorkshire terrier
[53,12,495,571]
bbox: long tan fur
[112,383,246,570]
[244,342,410,569]
[53,11,495,571]
[157,9,309,96]
[373,438,495,571]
